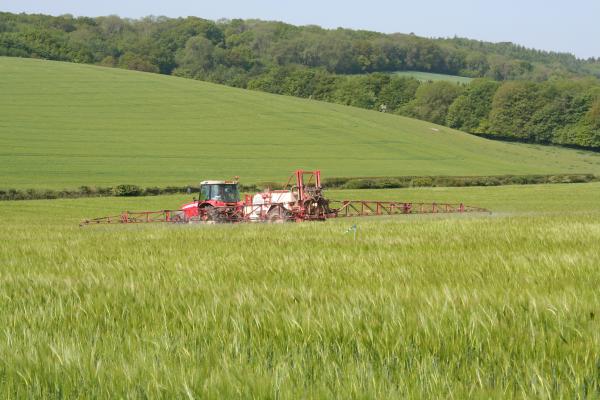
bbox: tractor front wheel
[203,206,226,223]
[170,211,188,223]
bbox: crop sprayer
[80,170,489,226]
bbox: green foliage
[175,36,217,78]
[554,99,600,148]
[332,177,414,190]
[332,76,379,109]
[374,75,420,111]
[485,56,536,80]
[2,174,596,200]
[325,174,596,191]
[410,176,433,187]
[588,101,600,129]
[484,80,600,146]
[488,81,541,140]
[446,79,500,133]
[400,81,464,125]
[118,52,159,73]
[1,184,600,397]
[246,68,418,111]
[112,184,143,196]
[526,81,596,142]
[0,11,594,85]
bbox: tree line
[1,12,599,149]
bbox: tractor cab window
[200,184,239,203]
[200,185,211,201]
[221,184,239,202]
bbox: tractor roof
[200,180,237,185]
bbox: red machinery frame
[80,170,489,226]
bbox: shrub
[239,184,260,192]
[1,174,596,201]
[569,174,594,183]
[323,177,350,188]
[343,179,377,189]
[162,186,183,194]
[78,186,96,196]
[549,175,566,184]
[483,177,501,186]
[97,187,113,196]
[507,175,529,185]
[411,177,433,187]
[42,189,58,199]
[112,184,142,197]
[378,178,405,188]
[144,186,162,196]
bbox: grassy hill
[1,57,600,189]
[392,71,473,84]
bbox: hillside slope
[1,57,600,189]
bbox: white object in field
[244,190,296,220]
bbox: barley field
[1,183,599,398]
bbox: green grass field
[2,57,600,190]
[392,70,474,84]
[1,183,599,398]
[2,55,600,398]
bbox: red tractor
[179,171,330,223]
[180,179,244,222]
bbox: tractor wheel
[267,206,290,223]
[309,198,331,219]
[204,206,226,223]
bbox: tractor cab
[199,180,240,204]
[179,180,241,220]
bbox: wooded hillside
[1,12,599,149]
